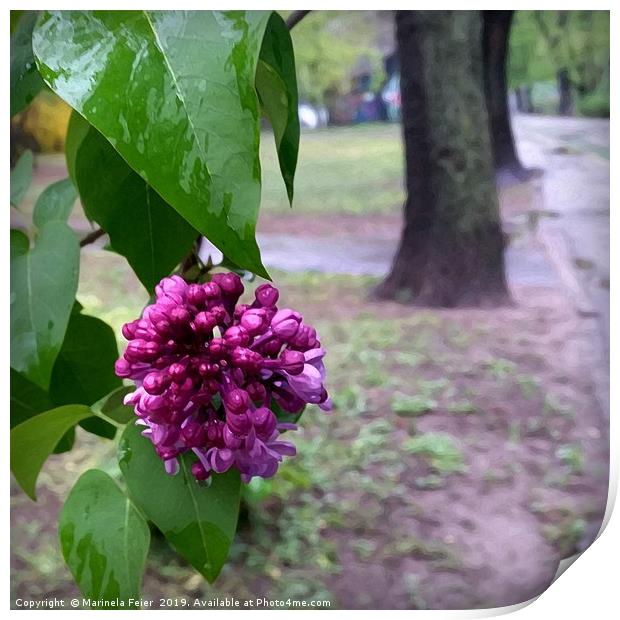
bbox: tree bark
[482,11,527,177]
[375,11,509,307]
[557,69,573,115]
[523,85,534,113]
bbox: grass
[402,433,467,475]
[391,394,438,417]
[260,123,404,215]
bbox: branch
[79,227,106,247]
[286,10,311,30]
[78,10,311,253]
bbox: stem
[286,10,311,30]
[79,228,106,247]
[93,410,125,431]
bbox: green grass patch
[402,433,467,475]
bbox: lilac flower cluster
[116,273,330,482]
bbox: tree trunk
[557,69,573,115]
[482,11,528,179]
[375,11,509,307]
[514,88,524,113]
[523,85,534,113]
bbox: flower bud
[271,309,302,340]
[115,358,132,377]
[240,308,269,336]
[181,420,206,447]
[291,324,318,350]
[192,461,210,480]
[208,338,226,357]
[203,281,221,299]
[209,305,228,324]
[223,424,244,448]
[255,283,279,308]
[224,388,249,415]
[167,362,187,383]
[250,407,277,437]
[125,339,160,362]
[231,347,263,372]
[213,272,244,298]
[262,339,283,357]
[226,411,251,436]
[193,311,217,334]
[246,381,267,403]
[280,349,305,375]
[206,420,224,445]
[169,306,191,326]
[143,371,170,395]
[122,320,139,340]
[198,361,219,377]
[223,325,250,347]
[187,284,207,307]
[156,275,187,298]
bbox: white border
[4,4,615,617]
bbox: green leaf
[59,469,150,602]
[10,225,79,389]
[11,11,26,34]
[92,386,135,426]
[11,11,44,116]
[11,405,93,499]
[10,367,54,428]
[10,367,76,453]
[257,12,300,204]
[271,398,305,425]
[119,423,241,583]
[49,312,121,407]
[49,311,122,439]
[33,178,77,228]
[65,111,90,186]
[68,113,197,292]
[34,10,273,278]
[10,150,33,208]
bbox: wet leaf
[257,12,299,204]
[59,469,150,601]
[118,423,241,583]
[11,11,44,116]
[11,405,93,499]
[10,150,33,208]
[33,178,78,228]
[10,225,79,389]
[34,10,273,278]
[68,113,197,292]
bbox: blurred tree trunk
[482,10,528,178]
[375,11,509,307]
[522,86,534,113]
[557,69,573,115]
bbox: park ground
[11,115,610,609]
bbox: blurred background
[11,10,609,609]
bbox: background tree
[284,11,386,107]
[509,11,610,117]
[482,10,529,181]
[375,11,508,307]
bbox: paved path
[254,232,561,289]
[512,115,610,347]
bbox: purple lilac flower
[116,274,330,482]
